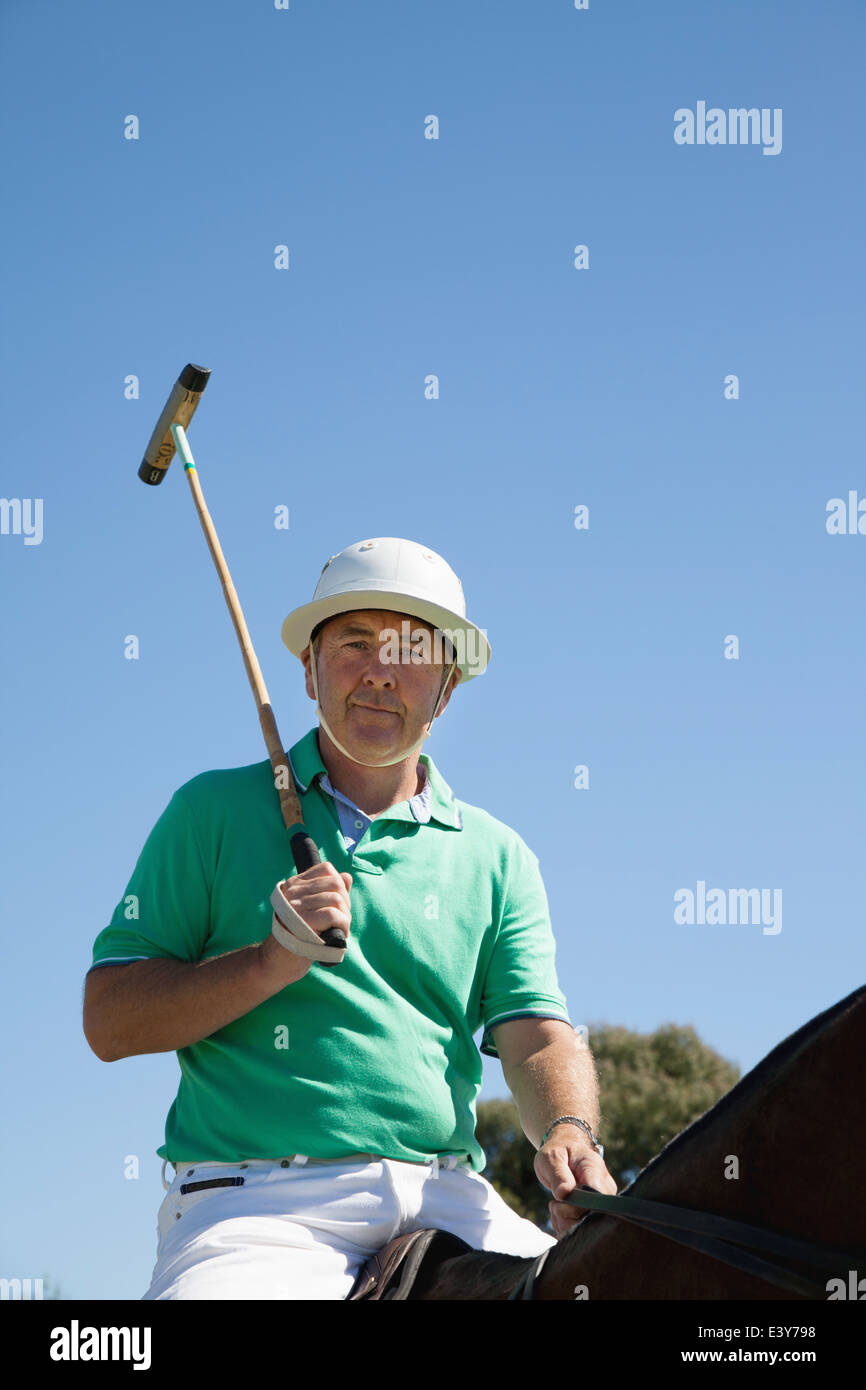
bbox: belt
[162,1152,470,1190]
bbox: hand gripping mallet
[137,363,347,962]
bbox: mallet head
[138,363,210,485]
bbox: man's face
[301,609,460,762]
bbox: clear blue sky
[1,0,863,1299]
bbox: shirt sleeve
[89,786,212,969]
[479,834,572,1058]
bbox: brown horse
[413,984,866,1300]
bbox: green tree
[478,1022,740,1224]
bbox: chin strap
[309,636,458,768]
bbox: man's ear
[301,644,316,701]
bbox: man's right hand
[260,862,353,987]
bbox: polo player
[83,537,617,1299]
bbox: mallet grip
[290,832,347,957]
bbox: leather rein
[508,1185,866,1300]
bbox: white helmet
[281,538,491,767]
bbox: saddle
[347,1228,474,1300]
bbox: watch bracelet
[540,1115,604,1157]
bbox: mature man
[84,537,616,1299]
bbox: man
[84,536,617,1299]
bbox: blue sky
[1,0,863,1299]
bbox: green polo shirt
[89,728,571,1169]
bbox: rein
[508,1185,866,1301]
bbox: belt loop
[160,1159,174,1192]
[292,1154,309,1167]
[430,1155,440,1179]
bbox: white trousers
[143,1155,555,1300]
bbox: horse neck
[541,985,866,1300]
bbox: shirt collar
[287,727,463,830]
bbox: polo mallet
[138,362,347,959]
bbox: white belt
[161,1152,469,1190]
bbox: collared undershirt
[315,762,432,854]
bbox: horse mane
[616,981,866,1198]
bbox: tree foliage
[477,1022,740,1225]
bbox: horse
[351,983,866,1300]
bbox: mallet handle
[170,423,345,952]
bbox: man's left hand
[535,1131,618,1238]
